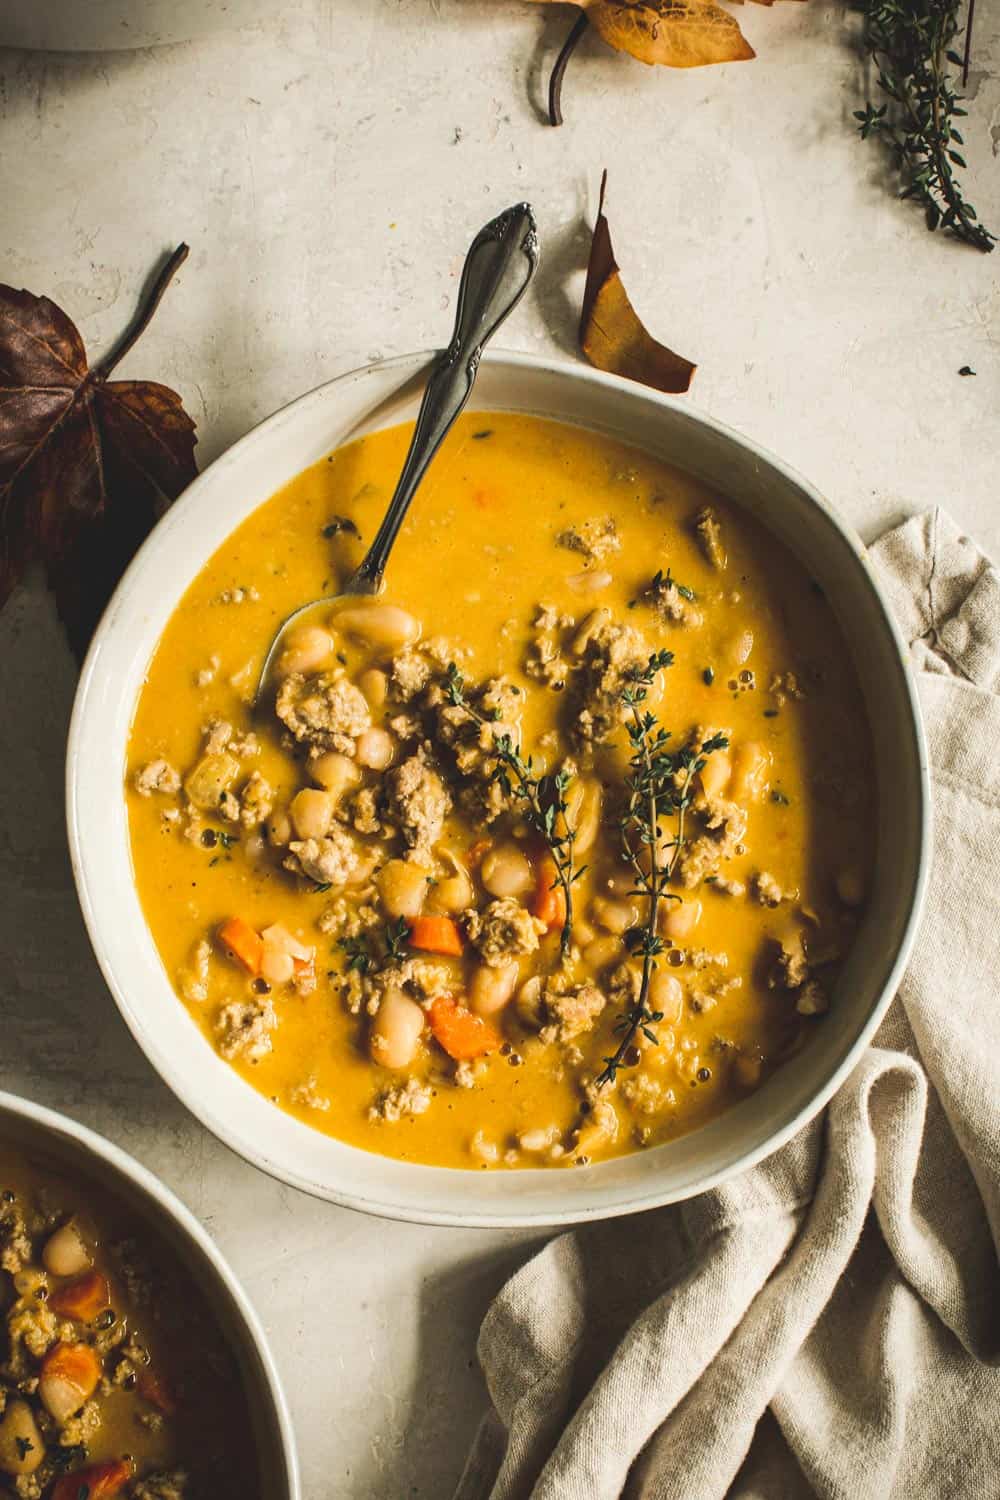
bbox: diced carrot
[408,915,464,957]
[218,916,264,976]
[49,1269,111,1322]
[466,837,492,868]
[51,1458,132,1500]
[137,1367,177,1415]
[532,854,567,932]
[429,996,501,1061]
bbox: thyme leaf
[445,663,577,958]
[598,653,727,1087]
[855,0,994,252]
[384,916,411,964]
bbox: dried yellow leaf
[527,0,755,70]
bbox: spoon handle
[344,202,539,596]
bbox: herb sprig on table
[598,652,728,1087]
[444,663,581,959]
[856,0,994,251]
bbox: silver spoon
[256,201,539,703]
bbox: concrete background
[2,3,998,1495]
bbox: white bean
[566,569,613,595]
[261,924,312,960]
[290,787,335,840]
[648,969,684,1024]
[332,603,420,653]
[730,741,771,803]
[355,727,396,771]
[470,960,519,1016]
[699,750,732,799]
[266,810,292,847]
[370,987,425,1069]
[42,1222,90,1279]
[40,1364,94,1425]
[310,752,361,799]
[591,895,640,935]
[731,629,754,665]
[429,852,473,914]
[276,624,337,678]
[480,844,533,899]
[583,935,622,970]
[0,1400,43,1476]
[359,667,388,708]
[376,859,430,920]
[659,898,702,941]
[516,975,544,1028]
[564,777,603,855]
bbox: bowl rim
[0,1087,300,1495]
[66,347,931,1227]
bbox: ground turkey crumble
[365,958,453,1016]
[179,939,212,1003]
[465,898,545,967]
[769,930,810,990]
[429,674,522,824]
[640,571,704,628]
[692,506,726,570]
[275,671,371,753]
[134,760,180,798]
[0,1201,32,1275]
[385,754,451,859]
[215,998,276,1062]
[525,603,574,690]
[518,971,608,1044]
[556,516,621,564]
[369,1077,433,1122]
[570,609,651,745]
[675,794,747,889]
[751,870,796,907]
[238,770,274,829]
[285,824,361,887]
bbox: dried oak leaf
[580,171,696,395]
[0,245,197,661]
[529,0,755,74]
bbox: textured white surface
[1,4,998,1496]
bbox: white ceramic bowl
[0,1089,298,1495]
[67,351,929,1228]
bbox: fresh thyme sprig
[339,918,410,975]
[384,916,411,964]
[444,663,581,958]
[598,651,728,1087]
[856,0,994,252]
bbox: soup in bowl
[69,353,928,1224]
[0,1093,297,1499]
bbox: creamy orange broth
[126,413,874,1170]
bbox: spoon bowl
[255,202,538,704]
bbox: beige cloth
[457,510,1000,1500]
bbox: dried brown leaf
[579,171,696,395]
[0,247,197,660]
[529,0,755,69]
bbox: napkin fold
[456,510,1000,1500]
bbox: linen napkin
[456,509,1000,1500]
